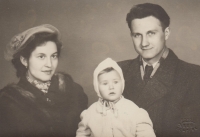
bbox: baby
[76,58,156,137]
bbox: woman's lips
[43,70,52,75]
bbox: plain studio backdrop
[0,0,200,106]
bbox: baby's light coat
[76,96,156,137]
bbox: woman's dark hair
[12,32,62,78]
[126,3,170,31]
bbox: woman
[0,24,88,137]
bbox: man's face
[130,16,170,64]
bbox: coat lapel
[136,49,179,108]
[122,56,145,102]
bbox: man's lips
[141,47,153,50]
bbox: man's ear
[20,56,28,68]
[164,27,170,40]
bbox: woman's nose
[45,58,52,67]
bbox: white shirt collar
[142,58,159,69]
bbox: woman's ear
[20,56,28,68]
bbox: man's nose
[141,36,149,47]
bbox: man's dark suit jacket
[118,49,200,137]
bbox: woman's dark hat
[4,24,61,61]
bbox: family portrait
[0,0,200,137]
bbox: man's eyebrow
[150,29,158,31]
[131,32,140,35]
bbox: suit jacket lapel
[133,49,179,108]
[124,50,178,108]
[123,56,145,102]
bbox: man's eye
[148,32,155,36]
[132,33,140,38]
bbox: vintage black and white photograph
[0,0,200,137]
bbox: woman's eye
[38,55,45,59]
[52,54,58,59]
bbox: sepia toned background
[0,0,200,105]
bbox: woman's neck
[26,72,51,93]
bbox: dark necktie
[143,65,153,84]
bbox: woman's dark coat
[0,72,88,137]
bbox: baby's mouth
[109,92,115,95]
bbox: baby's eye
[102,82,108,85]
[114,81,118,84]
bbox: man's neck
[143,47,169,65]
[142,59,158,68]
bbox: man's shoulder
[168,49,200,72]
[117,58,138,71]
[178,59,200,74]
[118,58,137,65]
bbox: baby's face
[98,70,122,102]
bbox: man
[118,3,200,137]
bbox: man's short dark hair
[126,3,170,31]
